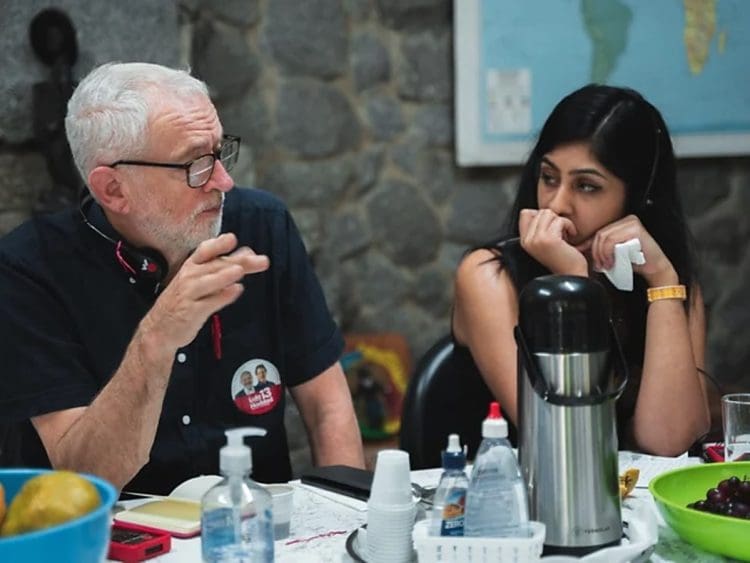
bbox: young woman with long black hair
[453,84,710,455]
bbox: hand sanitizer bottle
[201,427,274,562]
[430,433,469,537]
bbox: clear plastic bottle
[464,402,530,538]
[430,433,469,537]
[201,428,274,563]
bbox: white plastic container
[367,450,416,563]
[464,402,529,538]
[413,519,545,563]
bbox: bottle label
[201,507,274,563]
[440,487,467,536]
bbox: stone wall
[1,0,183,229]
[1,1,748,469]
[181,0,523,363]
[184,0,750,394]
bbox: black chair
[399,335,505,470]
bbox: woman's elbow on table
[635,419,710,457]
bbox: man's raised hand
[143,233,270,351]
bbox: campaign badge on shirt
[232,360,283,415]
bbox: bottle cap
[481,402,508,438]
[441,433,466,470]
[220,427,267,474]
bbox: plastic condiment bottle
[201,427,274,562]
[430,433,469,536]
[464,402,530,538]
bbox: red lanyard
[211,313,222,360]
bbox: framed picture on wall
[454,0,750,166]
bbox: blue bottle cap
[441,434,466,470]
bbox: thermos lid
[518,275,611,353]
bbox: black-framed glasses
[109,135,241,188]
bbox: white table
[111,476,375,563]
[111,455,737,562]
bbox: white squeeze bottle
[201,427,274,562]
[430,433,469,536]
[463,402,530,538]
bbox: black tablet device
[300,465,374,501]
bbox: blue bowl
[0,468,117,563]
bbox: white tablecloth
[110,453,739,562]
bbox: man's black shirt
[0,187,343,493]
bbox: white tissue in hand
[599,238,645,291]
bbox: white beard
[134,193,225,259]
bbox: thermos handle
[514,322,628,406]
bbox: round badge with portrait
[231,360,282,415]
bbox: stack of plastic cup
[366,449,416,563]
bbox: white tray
[412,520,546,562]
[412,499,658,563]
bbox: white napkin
[169,474,223,501]
[598,238,645,291]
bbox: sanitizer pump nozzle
[220,427,267,475]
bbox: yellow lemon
[0,471,101,537]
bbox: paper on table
[114,498,202,537]
[114,475,221,538]
[295,481,433,514]
[416,454,696,491]
[618,451,702,487]
[295,481,368,512]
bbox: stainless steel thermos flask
[516,275,627,556]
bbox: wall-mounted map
[455,0,750,165]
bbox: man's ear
[88,166,130,213]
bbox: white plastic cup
[266,484,294,539]
[366,503,416,563]
[722,393,750,462]
[369,449,413,507]
[366,502,416,531]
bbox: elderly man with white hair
[0,62,364,493]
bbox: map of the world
[456,0,750,165]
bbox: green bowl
[649,462,750,561]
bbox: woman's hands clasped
[519,210,678,287]
[584,215,678,288]
[518,208,588,276]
